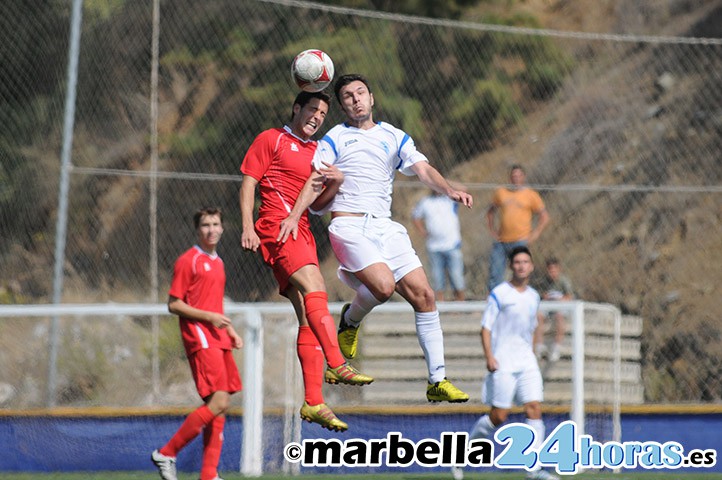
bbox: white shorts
[482,367,543,409]
[328,215,422,290]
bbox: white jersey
[481,282,540,373]
[412,195,462,252]
[312,121,429,218]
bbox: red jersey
[169,246,231,356]
[240,126,317,228]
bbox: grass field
[3,472,722,479]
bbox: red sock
[200,414,225,480]
[297,325,325,406]
[160,404,215,457]
[304,291,345,368]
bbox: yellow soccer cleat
[337,303,359,359]
[300,402,348,432]
[325,363,374,386]
[426,378,470,403]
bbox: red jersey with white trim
[169,245,231,356]
[240,126,317,227]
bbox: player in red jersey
[240,90,373,432]
[152,207,242,480]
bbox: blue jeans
[488,240,528,293]
[427,247,465,293]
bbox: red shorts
[256,217,319,294]
[188,348,242,399]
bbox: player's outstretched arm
[411,161,473,208]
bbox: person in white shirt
[456,246,558,480]
[412,190,466,301]
[312,73,472,403]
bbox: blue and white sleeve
[395,131,429,176]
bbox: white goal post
[0,300,622,476]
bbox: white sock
[469,414,497,440]
[526,418,545,451]
[415,310,446,383]
[346,283,383,327]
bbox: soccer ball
[291,49,334,93]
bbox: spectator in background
[534,257,574,362]
[412,190,466,301]
[485,165,549,293]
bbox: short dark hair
[194,207,222,229]
[508,245,532,263]
[510,164,525,174]
[545,257,560,267]
[290,90,331,120]
[333,73,371,103]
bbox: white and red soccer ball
[291,49,334,92]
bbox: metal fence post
[48,0,83,408]
[241,308,264,477]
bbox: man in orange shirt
[485,165,550,293]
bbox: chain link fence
[1,0,721,405]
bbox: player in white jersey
[454,246,558,480]
[312,73,472,403]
